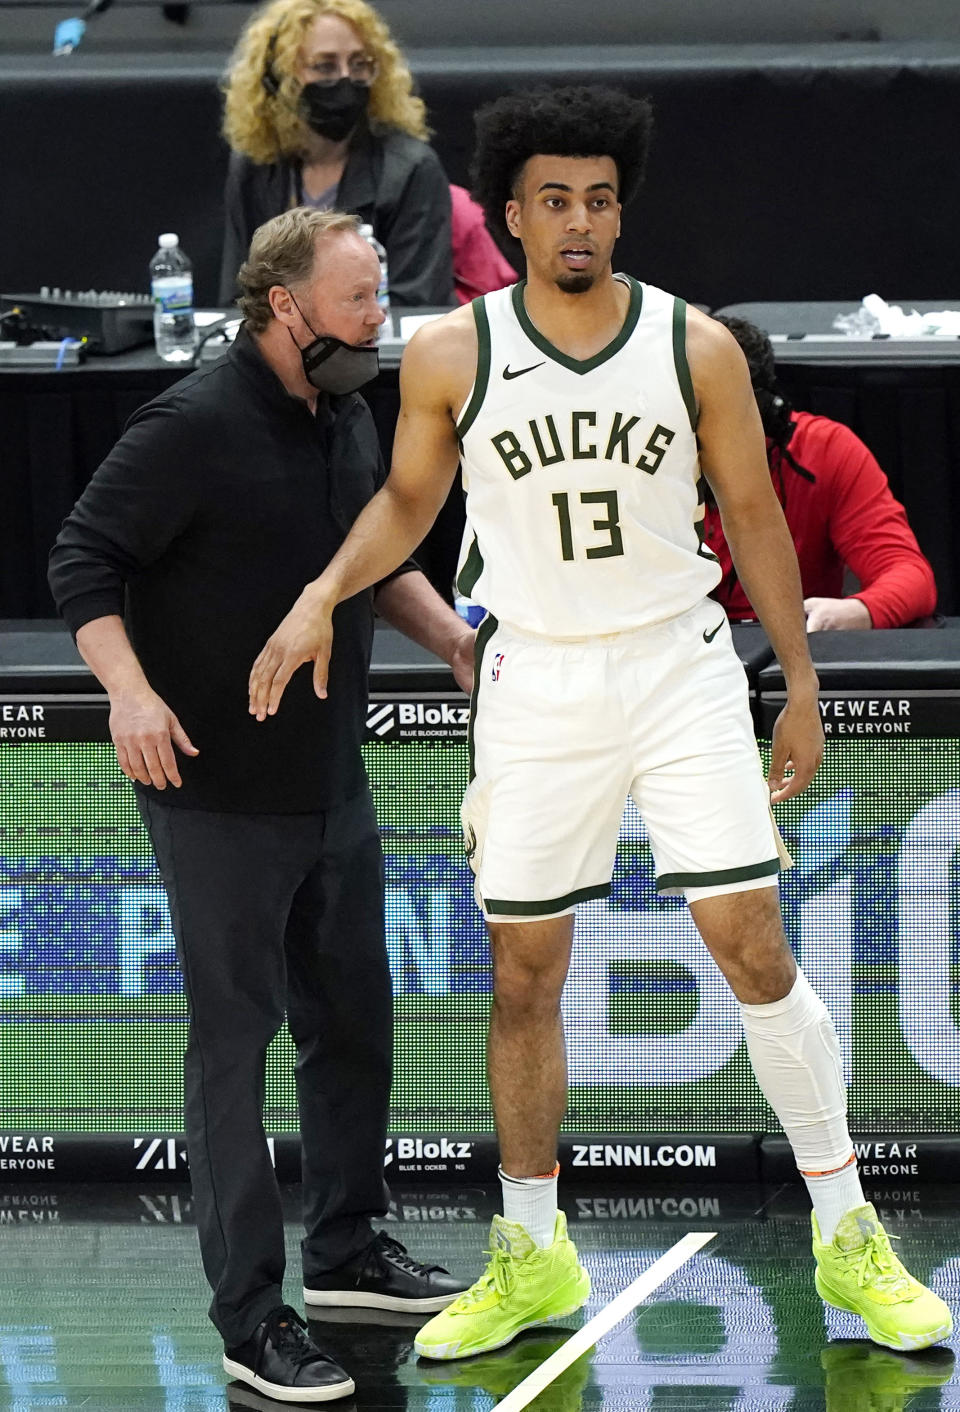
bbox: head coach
[48,206,471,1403]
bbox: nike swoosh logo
[703,621,724,643]
[503,362,545,380]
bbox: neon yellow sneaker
[413,1212,590,1360]
[821,1339,955,1412]
[813,1204,953,1351]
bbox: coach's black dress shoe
[303,1231,468,1311]
[223,1305,355,1403]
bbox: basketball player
[248,86,952,1360]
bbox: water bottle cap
[158,233,179,248]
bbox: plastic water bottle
[149,233,197,362]
[359,223,389,316]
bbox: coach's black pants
[138,787,393,1347]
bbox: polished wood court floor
[2,1180,958,1410]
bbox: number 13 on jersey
[552,490,624,561]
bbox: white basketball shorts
[463,598,791,921]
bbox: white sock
[499,1164,559,1248]
[804,1159,867,1243]
[740,970,861,1234]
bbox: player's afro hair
[471,85,654,243]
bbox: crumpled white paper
[833,295,960,337]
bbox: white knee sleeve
[740,969,853,1173]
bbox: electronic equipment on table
[0,340,83,368]
[1,288,155,355]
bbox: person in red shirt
[706,316,937,630]
[449,184,518,304]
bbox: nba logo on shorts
[491,652,505,682]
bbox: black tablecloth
[0,352,465,617]
[774,362,959,616]
[712,301,960,614]
[5,322,958,619]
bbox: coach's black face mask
[299,77,370,142]
[287,292,379,396]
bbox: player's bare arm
[689,309,823,800]
[248,306,478,719]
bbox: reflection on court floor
[1,1182,958,1410]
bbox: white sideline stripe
[492,1230,716,1412]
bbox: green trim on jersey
[694,517,720,560]
[456,534,484,597]
[657,857,780,891]
[672,297,699,431]
[510,277,643,376]
[467,613,499,781]
[484,881,611,916]
[694,470,720,560]
[456,297,492,440]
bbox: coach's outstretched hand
[767,695,824,803]
[249,584,335,720]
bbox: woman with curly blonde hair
[220,0,453,307]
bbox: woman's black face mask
[286,291,379,396]
[299,77,370,142]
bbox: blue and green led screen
[1,737,959,1133]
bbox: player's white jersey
[455,276,722,636]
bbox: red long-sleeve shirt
[704,411,937,628]
[450,184,518,304]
